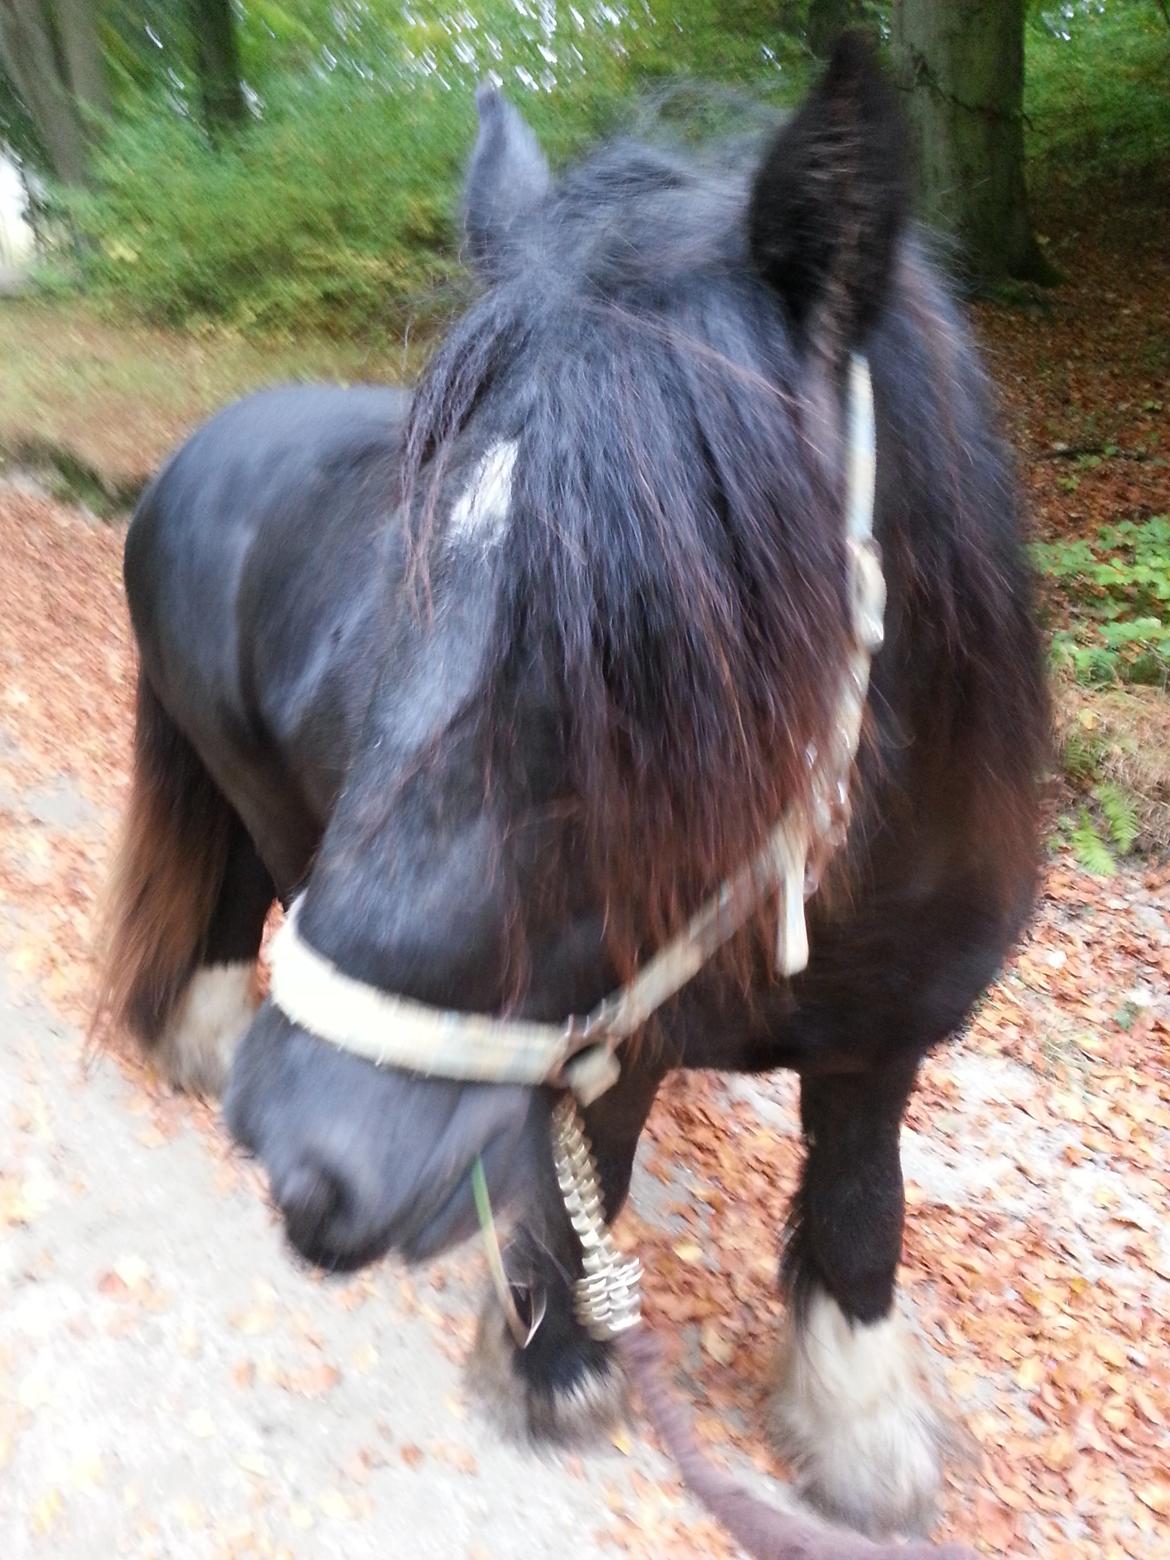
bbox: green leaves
[1094,781,1140,856]
[61,78,469,334]
[1068,810,1117,876]
[1055,781,1143,876]
[1033,515,1170,687]
[52,0,807,335]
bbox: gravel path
[2,956,689,1559]
[2,486,1168,1559]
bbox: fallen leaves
[429,1440,479,1474]
[1135,1483,1170,1518]
[621,836,1170,1558]
[279,1361,342,1398]
[30,1489,63,1536]
[183,1408,217,1441]
[0,1171,54,1227]
[315,1487,354,1521]
[700,1320,735,1366]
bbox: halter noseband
[269,355,881,1107]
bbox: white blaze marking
[449,439,518,544]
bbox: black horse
[98,38,1046,1539]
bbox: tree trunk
[51,0,110,120]
[0,0,91,185]
[805,0,865,58]
[891,0,1056,286]
[187,0,247,139]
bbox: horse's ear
[464,85,550,276]
[748,32,909,355]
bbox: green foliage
[62,79,467,333]
[1066,808,1118,874]
[1058,719,1108,787]
[17,0,1168,332]
[1033,516,1170,687]
[1058,781,1142,875]
[1094,780,1140,853]
[1026,0,1170,179]
[43,0,804,334]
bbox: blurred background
[0,2,1165,335]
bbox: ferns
[1061,724,1106,783]
[1059,784,1143,875]
[1094,782,1140,855]
[1042,518,1168,871]
[1069,810,1117,876]
[1034,516,1170,689]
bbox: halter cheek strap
[269,356,883,1106]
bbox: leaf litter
[0,168,1167,1559]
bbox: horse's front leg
[771,1058,949,1538]
[468,1064,664,1441]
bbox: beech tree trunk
[891,0,1055,286]
[188,0,247,139]
[805,0,865,58]
[53,0,110,122]
[0,0,92,184]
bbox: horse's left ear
[463,84,550,277]
[748,32,910,355]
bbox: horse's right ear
[463,85,550,277]
[748,32,910,356]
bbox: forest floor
[0,302,429,504]
[1,171,1168,1559]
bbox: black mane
[405,135,855,970]
[400,125,1043,974]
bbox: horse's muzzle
[224,1001,546,1268]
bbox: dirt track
[1,484,1169,1558]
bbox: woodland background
[1,0,1168,863]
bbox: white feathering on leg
[156,961,258,1096]
[770,1287,949,1538]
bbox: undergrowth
[31,2,1168,334]
[49,0,806,336]
[1033,515,1170,688]
[1026,0,1170,182]
[1035,513,1170,872]
[1054,782,1142,875]
[1053,684,1170,869]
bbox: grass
[0,298,430,497]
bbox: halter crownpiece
[268,355,883,1106]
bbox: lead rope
[546,1098,976,1560]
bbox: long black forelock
[401,133,854,979]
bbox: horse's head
[225,34,909,1272]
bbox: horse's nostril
[275,1159,347,1253]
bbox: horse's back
[125,382,412,818]
[127,382,410,612]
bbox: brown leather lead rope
[616,1327,977,1560]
